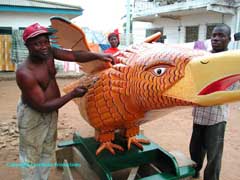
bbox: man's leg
[37,112,58,180]
[190,124,206,177]
[18,103,49,180]
[204,122,226,180]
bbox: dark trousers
[189,122,226,180]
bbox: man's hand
[97,53,116,65]
[71,86,88,98]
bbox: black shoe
[193,171,200,178]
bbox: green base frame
[58,132,195,180]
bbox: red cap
[108,29,120,41]
[23,23,51,43]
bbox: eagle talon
[96,142,124,156]
[127,137,150,150]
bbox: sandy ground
[0,78,240,180]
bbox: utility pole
[126,0,131,46]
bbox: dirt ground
[0,78,240,180]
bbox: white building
[131,0,240,49]
[0,0,82,31]
[0,0,83,71]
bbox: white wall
[132,11,237,49]
[0,12,75,29]
[152,17,181,44]
[132,21,152,43]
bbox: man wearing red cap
[16,23,114,180]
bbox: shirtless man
[16,23,114,180]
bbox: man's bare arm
[52,47,115,64]
[16,70,87,113]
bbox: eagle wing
[50,16,109,74]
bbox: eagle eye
[152,67,166,76]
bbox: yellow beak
[164,50,240,106]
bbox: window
[206,24,217,39]
[146,28,165,43]
[185,26,199,42]
[0,27,12,35]
[19,27,26,30]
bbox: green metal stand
[58,132,195,180]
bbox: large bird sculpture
[50,17,240,155]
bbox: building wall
[132,21,153,43]
[132,11,237,49]
[0,12,74,29]
[0,11,78,71]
